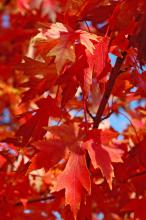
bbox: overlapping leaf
[83,129,124,188]
[48,32,76,73]
[16,96,62,145]
[28,139,65,171]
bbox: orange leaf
[54,151,91,218]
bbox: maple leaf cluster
[1,0,146,219]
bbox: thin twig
[101,110,114,121]
[83,94,88,134]
[84,21,91,33]
[86,105,94,120]
[128,170,146,180]
[118,110,140,143]
[119,170,146,184]
[15,195,55,207]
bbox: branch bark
[93,52,127,128]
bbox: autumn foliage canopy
[1,0,146,219]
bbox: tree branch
[3,0,11,5]
[93,52,127,128]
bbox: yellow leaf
[48,39,75,73]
